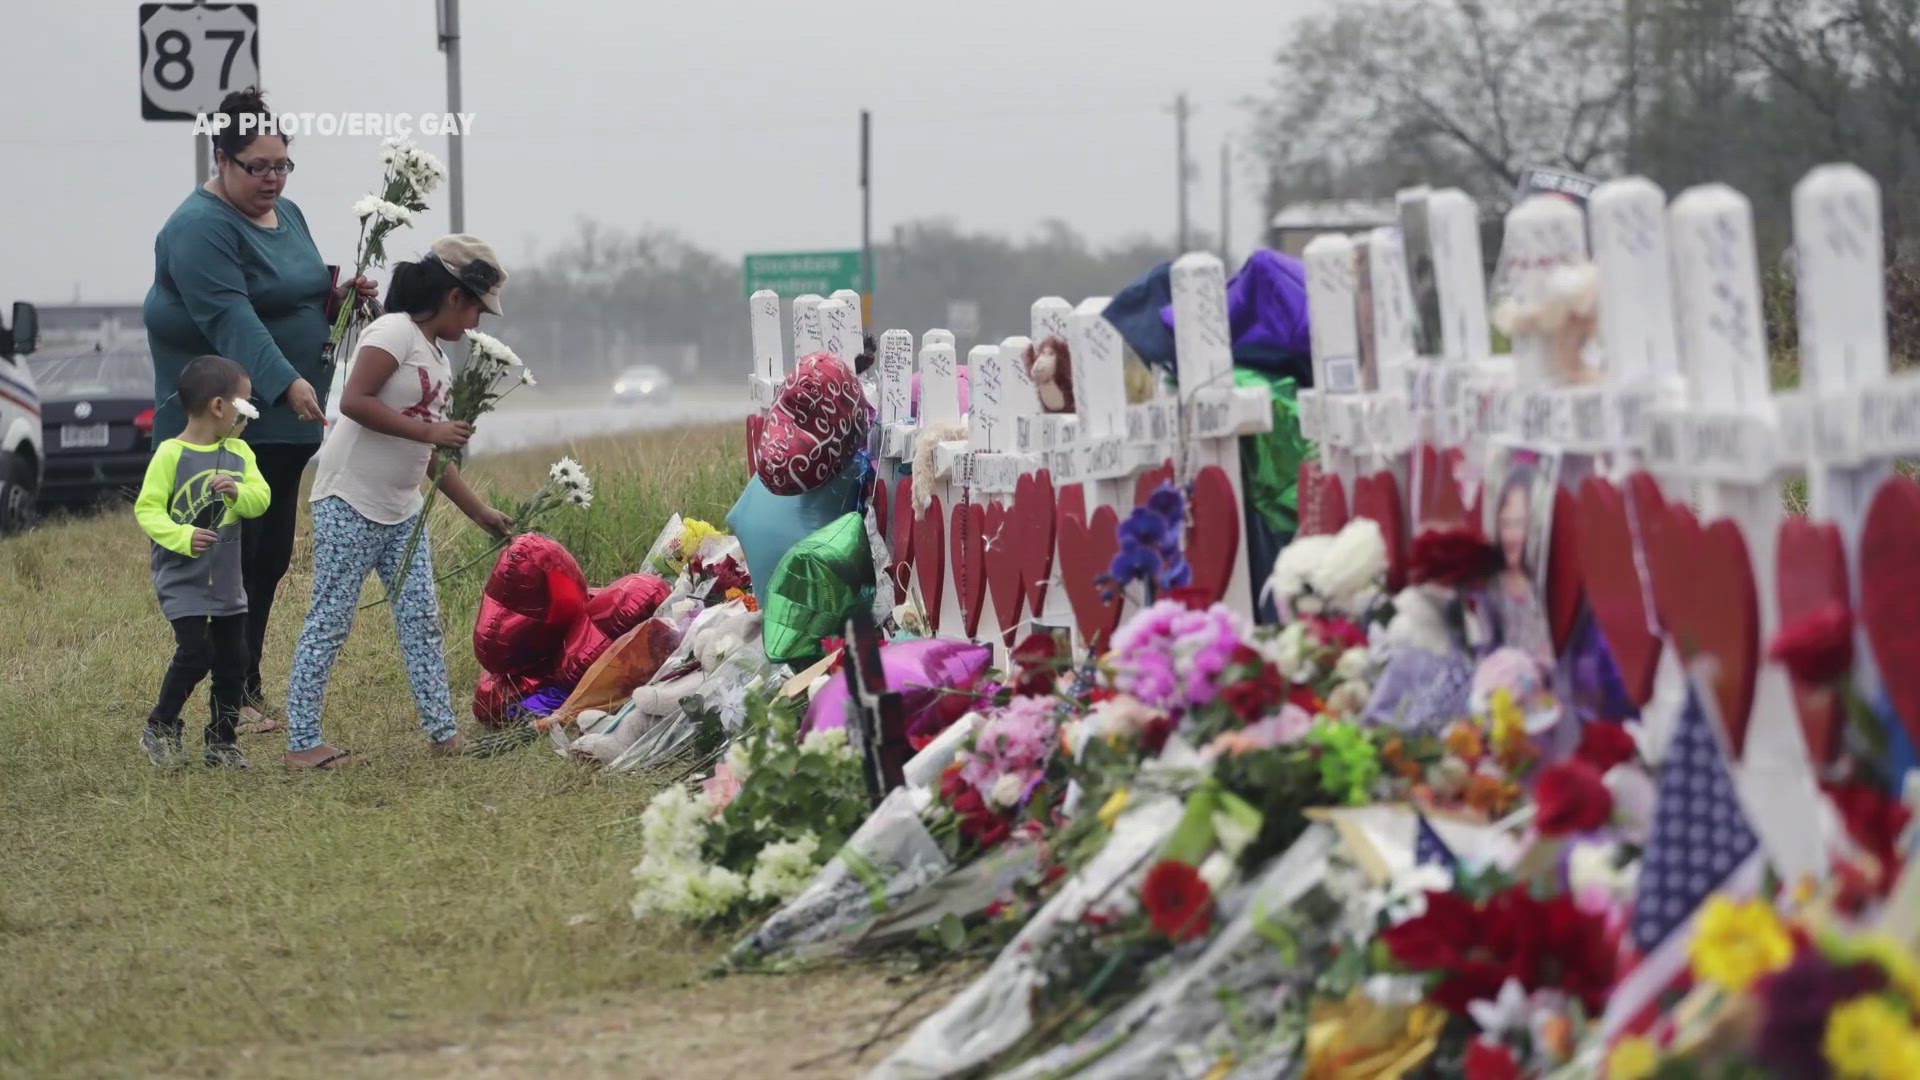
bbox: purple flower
[1110,542,1164,587]
[1120,506,1171,549]
[1752,950,1888,1080]
[1147,484,1185,527]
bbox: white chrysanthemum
[351,195,412,225]
[801,726,852,759]
[636,785,706,864]
[1269,621,1314,683]
[230,397,260,420]
[1334,647,1370,682]
[629,859,747,922]
[746,833,822,902]
[988,772,1025,809]
[1311,518,1387,608]
[519,366,537,386]
[464,328,522,368]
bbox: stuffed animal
[1023,336,1075,413]
[566,600,763,766]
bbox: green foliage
[700,690,868,874]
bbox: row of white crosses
[1291,168,1920,888]
[745,256,1273,657]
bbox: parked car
[611,364,674,406]
[0,301,42,535]
[28,339,156,509]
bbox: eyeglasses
[232,157,295,178]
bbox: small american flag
[1630,686,1759,954]
[1414,811,1458,871]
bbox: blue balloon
[728,460,866,604]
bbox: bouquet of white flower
[320,138,445,368]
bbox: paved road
[464,384,752,456]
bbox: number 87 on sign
[139,4,260,121]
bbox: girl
[281,235,514,769]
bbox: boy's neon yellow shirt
[134,436,271,621]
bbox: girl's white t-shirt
[310,313,452,525]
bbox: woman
[143,87,376,735]
[1487,464,1554,664]
[282,239,515,768]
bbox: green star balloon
[761,512,876,666]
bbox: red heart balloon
[1134,460,1175,508]
[1058,503,1124,649]
[983,501,1025,646]
[1546,485,1585,654]
[745,414,765,476]
[888,476,916,605]
[1573,476,1662,706]
[951,501,989,640]
[1185,465,1241,604]
[914,495,946,633]
[1351,470,1406,591]
[1013,470,1057,616]
[1775,515,1851,764]
[1858,476,1920,755]
[1642,489,1760,757]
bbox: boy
[134,355,271,767]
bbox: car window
[28,346,154,398]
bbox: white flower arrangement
[380,137,446,192]
[799,726,855,760]
[350,194,413,226]
[465,328,522,368]
[746,833,822,903]
[1263,519,1389,621]
[230,397,259,421]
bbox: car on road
[28,339,157,509]
[0,302,43,535]
[611,364,674,406]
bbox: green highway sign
[743,250,865,297]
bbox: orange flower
[1465,773,1518,817]
[1445,722,1486,763]
[1382,738,1424,781]
[727,587,759,612]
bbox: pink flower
[1209,704,1315,757]
[1109,600,1250,711]
[957,695,1060,805]
[702,761,743,815]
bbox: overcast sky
[1,0,1315,309]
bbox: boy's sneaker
[141,726,185,767]
[204,744,252,769]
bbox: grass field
[0,421,937,1079]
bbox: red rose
[1165,586,1215,611]
[1288,683,1324,715]
[1141,860,1214,942]
[1140,714,1176,756]
[1768,602,1854,685]
[1823,779,1912,889]
[1011,631,1060,669]
[1223,663,1286,722]
[1465,1038,1524,1080]
[1381,890,1477,969]
[1576,721,1638,773]
[1533,759,1615,837]
[1307,615,1368,651]
[1229,644,1265,669]
[1409,528,1505,587]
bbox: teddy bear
[565,598,763,768]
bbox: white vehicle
[0,302,42,535]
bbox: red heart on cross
[1185,465,1241,605]
[1430,447,1472,533]
[1775,515,1851,764]
[1134,460,1175,508]
[983,501,1024,646]
[1546,485,1585,655]
[888,475,915,605]
[952,501,988,640]
[914,494,946,634]
[1013,469,1057,616]
[1318,470,1351,536]
[1572,476,1662,706]
[1058,503,1124,649]
[1351,470,1406,591]
[1638,479,1760,757]
[1858,475,1920,754]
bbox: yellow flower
[1097,788,1131,831]
[1689,896,1795,992]
[1826,933,1920,1011]
[1824,994,1919,1079]
[1488,687,1526,749]
[1605,1036,1660,1080]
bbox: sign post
[743,251,866,298]
[138,3,260,185]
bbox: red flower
[1464,1038,1524,1080]
[1576,721,1638,773]
[1384,883,1617,1015]
[1141,860,1214,942]
[1222,662,1287,722]
[1140,714,1176,756]
[1409,528,1505,587]
[1307,615,1368,651]
[1823,779,1912,891]
[1010,632,1063,697]
[1287,683,1324,715]
[1534,759,1615,836]
[1164,586,1215,611]
[1768,602,1854,685]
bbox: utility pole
[1220,139,1231,269]
[437,0,466,234]
[861,109,873,324]
[1173,93,1192,253]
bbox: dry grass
[0,421,903,1079]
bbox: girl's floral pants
[284,496,460,752]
